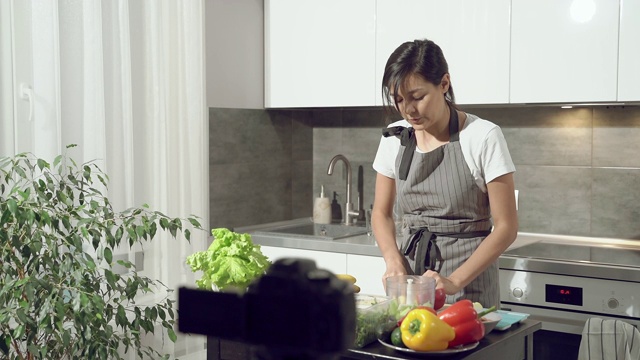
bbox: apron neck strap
[448,101,460,142]
[381,101,461,181]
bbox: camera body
[178,258,356,359]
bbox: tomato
[434,288,446,310]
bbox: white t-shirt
[372,113,515,193]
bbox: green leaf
[167,328,177,343]
[97,174,108,187]
[104,247,112,264]
[105,270,116,288]
[159,218,169,230]
[92,235,100,250]
[0,209,11,226]
[39,210,51,225]
[80,225,89,238]
[80,293,89,307]
[53,154,63,167]
[7,198,17,215]
[86,258,96,270]
[37,158,48,170]
[149,222,158,238]
[83,165,91,181]
[62,330,70,346]
[18,188,30,201]
[15,165,26,179]
[13,324,25,339]
[188,217,202,228]
[135,225,146,240]
[126,226,137,240]
[116,259,133,269]
[116,305,127,328]
[115,227,124,242]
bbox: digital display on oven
[545,284,583,306]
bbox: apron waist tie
[402,228,491,275]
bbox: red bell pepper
[437,299,484,347]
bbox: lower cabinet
[260,245,347,275]
[260,246,387,295]
[346,254,387,296]
[207,338,250,360]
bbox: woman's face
[392,73,450,132]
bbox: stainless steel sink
[252,220,367,240]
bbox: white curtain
[1,0,209,358]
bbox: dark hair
[381,39,456,114]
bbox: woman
[371,39,518,307]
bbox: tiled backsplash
[209,106,640,240]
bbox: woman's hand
[422,270,462,295]
[381,255,409,291]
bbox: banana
[352,284,361,293]
[336,274,357,284]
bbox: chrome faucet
[327,154,360,225]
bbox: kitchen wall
[209,107,314,230]
[210,105,640,240]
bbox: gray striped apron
[383,104,499,308]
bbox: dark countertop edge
[344,319,542,360]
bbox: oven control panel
[499,269,640,318]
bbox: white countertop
[243,219,637,257]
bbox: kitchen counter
[343,319,542,360]
[207,319,542,360]
[238,218,556,258]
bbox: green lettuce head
[186,228,271,291]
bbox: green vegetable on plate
[390,327,404,347]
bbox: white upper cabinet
[618,0,640,101]
[510,0,620,104]
[376,0,511,106]
[264,0,376,108]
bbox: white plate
[378,339,479,356]
[480,311,502,334]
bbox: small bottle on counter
[331,191,342,222]
[313,185,332,224]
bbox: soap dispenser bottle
[313,185,332,224]
[331,191,342,222]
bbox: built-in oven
[499,234,640,360]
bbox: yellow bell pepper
[400,308,455,351]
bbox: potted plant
[0,145,202,359]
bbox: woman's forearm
[372,209,404,264]
[448,223,517,290]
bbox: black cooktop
[503,242,640,269]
